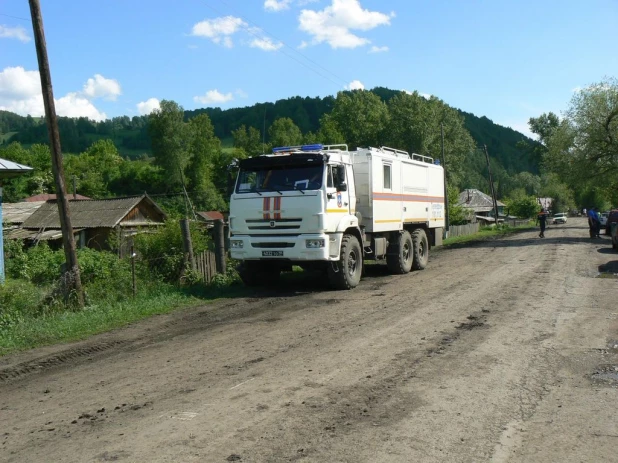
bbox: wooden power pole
[29,0,84,306]
[483,145,500,226]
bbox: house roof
[458,189,505,210]
[0,158,33,179]
[4,227,84,241]
[197,211,224,221]
[23,193,91,202]
[1,201,46,225]
[21,195,166,229]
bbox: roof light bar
[272,144,324,154]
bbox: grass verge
[443,222,534,246]
[0,284,246,357]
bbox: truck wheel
[412,229,429,270]
[386,231,413,274]
[238,262,280,287]
[328,234,362,290]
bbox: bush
[134,220,211,283]
[0,280,46,329]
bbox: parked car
[599,212,609,229]
[606,209,618,235]
[552,212,567,224]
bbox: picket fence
[195,250,218,283]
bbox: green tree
[148,100,190,187]
[385,92,475,185]
[543,78,618,193]
[330,90,389,148]
[267,117,303,148]
[64,139,122,198]
[186,114,226,211]
[232,125,263,156]
[504,189,540,218]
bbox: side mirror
[227,172,236,197]
[338,182,348,192]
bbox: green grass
[0,283,246,356]
[443,222,534,246]
[1,131,17,143]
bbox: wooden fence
[447,222,480,238]
[195,250,218,283]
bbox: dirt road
[1,218,617,463]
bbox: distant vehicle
[552,212,567,224]
[606,209,618,235]
[599,212,609,229]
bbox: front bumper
[230,233,342,261]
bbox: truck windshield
[236,164,324,193]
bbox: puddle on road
[591,365,618,384]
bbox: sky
[1,0,617,139]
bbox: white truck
[229,144,445,289]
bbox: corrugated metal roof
[21,195,166,229]
[458,189,505,209]
[1,202,46,224]
[0,158,33,178]
[197,211,224,221]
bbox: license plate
[262,250,283,257]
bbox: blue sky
[1,0,617,138]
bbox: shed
[2,201,46,227]
[15,194,166,254]
[1,157,34,282]
[458,189,506,218]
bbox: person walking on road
[536,208,548,238]
[588,207,601,238]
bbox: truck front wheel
[412,229,429,270]
[386,230,413,274]
[328,234,362,290]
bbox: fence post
[131,244,136,297]
[214,219,226,274]
[180,219,196,272]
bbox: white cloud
[250,37,283,51]
[235,89,248,98]
[299,0,393,49]
[345,79,365,90]
[82,74,121,100]
[264,0,292,11]
[297,0,319,5]
[0,66,108,121]
[55,93,107,120]
[369,45,388,53]
[191,16,247,47]
[193,89,234,105]
[136,98,160,115]
[0,25,30,42]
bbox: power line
[215,0,350,87]
[199,1,349,89]
[0,12,30,21]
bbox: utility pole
[483,145,500,226]
[440,123,449,237]
[29,0,84,306]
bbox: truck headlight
[230,240,244,249]
[305,239,325,248]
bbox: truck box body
[351,147,445,233]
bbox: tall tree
[330,90,389,149]
[148,100,190,188]
[543,78,618,192]
[268,117,303,148]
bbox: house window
[383,164,392,190]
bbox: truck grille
[251,242,296,248]
[246,218,303,231]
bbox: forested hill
[1,88,539,174]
